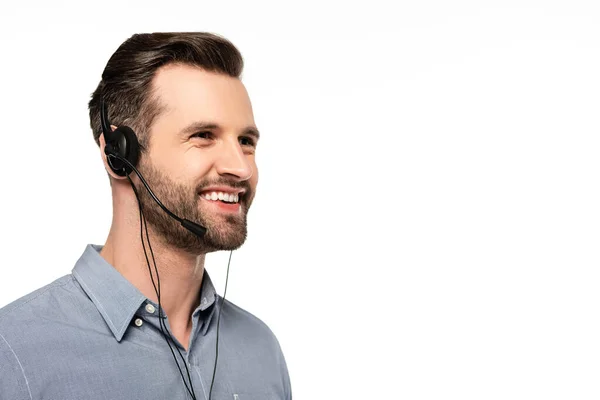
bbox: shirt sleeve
[282,352,292,400]
[275,338,292,400]
[0,332,31,400]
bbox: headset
[100,99,229,400]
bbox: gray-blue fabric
[0,244,291,400]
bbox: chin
[205,228,247,252]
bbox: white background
[1,0,599,399]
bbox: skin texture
[98,63,259,349]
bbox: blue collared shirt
[0,244,291,400]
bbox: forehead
[150,63,255,130]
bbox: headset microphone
[100,100,207,237]
[108,152,207,238]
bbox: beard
[131,158,254,254]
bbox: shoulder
[0,274,86,347]
[217,296,288,362]
[0,274,96,350]
[0,274,80,400]
[0,273,95,353]
[0,274,78,325]
[217,297,292,398]
[219,296,280,343]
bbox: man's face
[134,64,259,254]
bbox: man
[0,32,291,400]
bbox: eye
[239,136,256,147]
[190,131,212,139]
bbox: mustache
[196,179,252,195]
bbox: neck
[100,202,206,346]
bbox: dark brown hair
[88,32,244,152]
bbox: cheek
[178,152,213,179]
[251,163,259,187]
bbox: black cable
[113,152,231,399]
[127,174,197,400]
[143,204,198,400]
[209,250,232,400]
[143,213,198,400]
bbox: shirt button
[146,304,156,314]
[134,318,143,327]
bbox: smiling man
[0,32,291,400]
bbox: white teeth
[202,191,240,203]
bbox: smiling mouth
[199,191,242,204]
[199,191,243,214]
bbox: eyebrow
[180,121,260,140]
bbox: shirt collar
[72,244,218,341]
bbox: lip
[198,186,246,196]
[199,195,242,213]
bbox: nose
[214,138,253,181]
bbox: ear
[99,128,127,180]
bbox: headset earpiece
[106,126,140,176]
[100,99,141,177]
